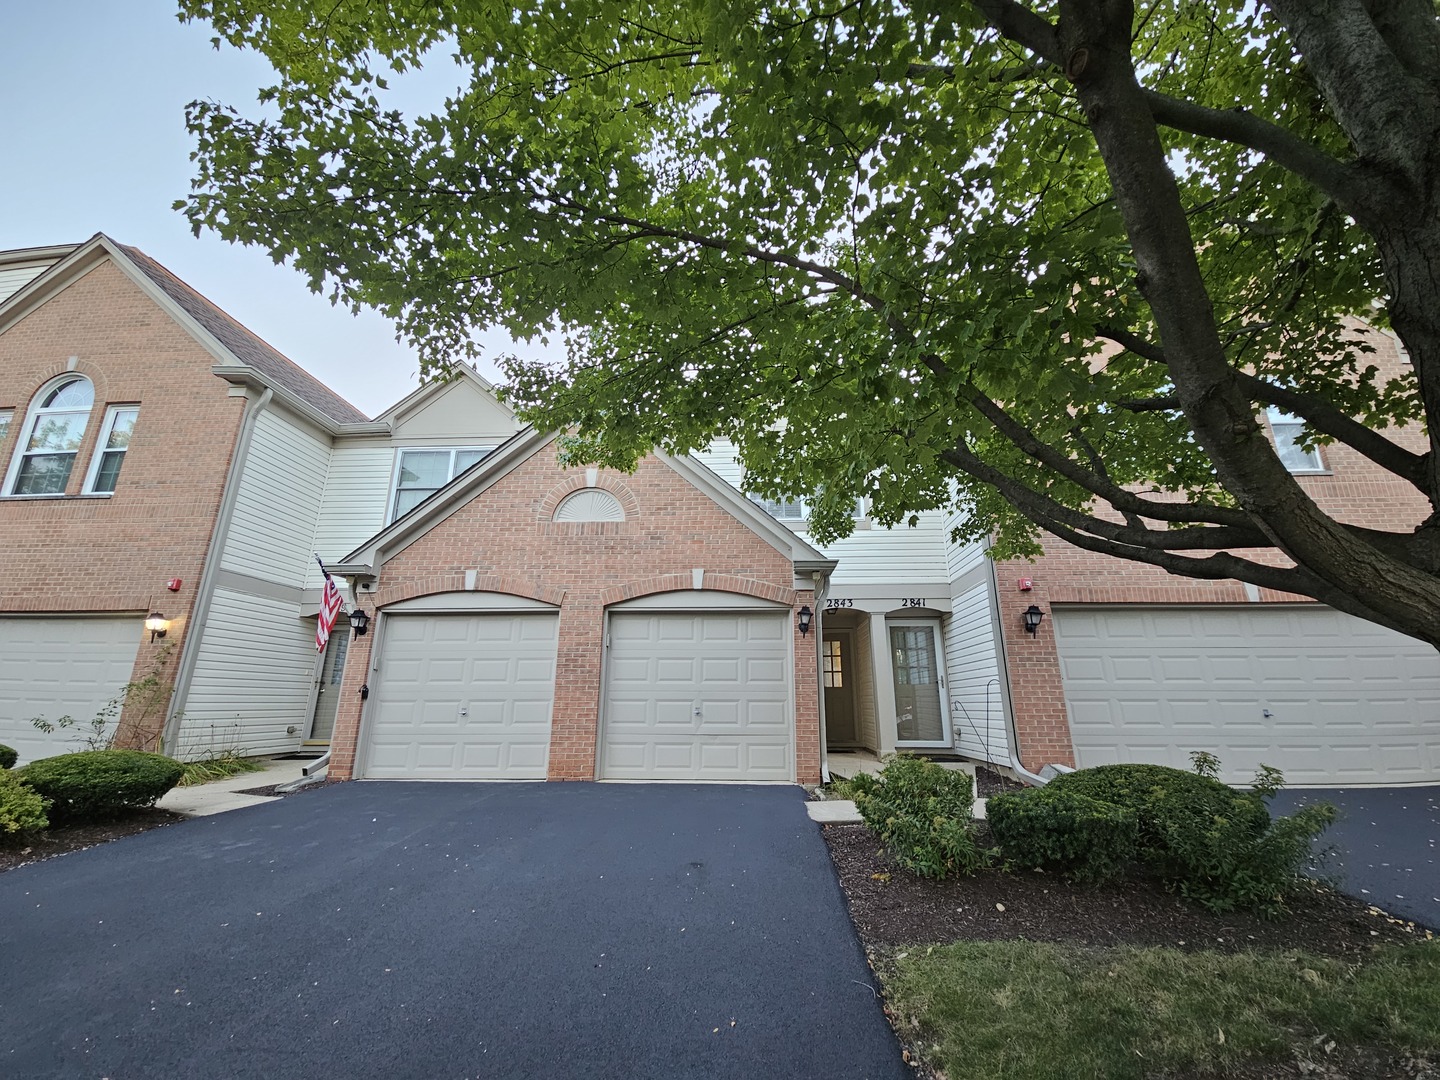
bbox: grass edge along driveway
[878,938,1440,1079]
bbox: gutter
[161,387,274,754]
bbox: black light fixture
[350,609,371,637]
[797,605,813,636]
[145,611,169,642]
[1022,604,1046,636]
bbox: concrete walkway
[156,758,311,816]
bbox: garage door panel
[0,617,141,765]
[1058,606,1440,785]
[601,611,792,781]
[363,613,557,779]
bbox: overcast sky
[0,2,521,417]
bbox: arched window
[553,488,625,522]
[8,376,94,496]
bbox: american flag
[316,559,345,652]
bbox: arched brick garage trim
[599,575,796,608]
[375,573,566,609]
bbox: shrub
[991,760,1336,914]
[0,744,16,770]
[19,750,184,823]
[0,771,48,835]
[854,755,986,878]
[988,787,1139,883]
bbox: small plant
[179,750,266,787]
[853,754,987,879]
[0,744,17,770]
[19,750,184,824]
[825,771,879,801]
[0,771,48,835]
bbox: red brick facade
[995,329,1429,770]
[327,448,822,783]
[0,259,246,748]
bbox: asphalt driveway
[0,783,908,1080]
[1271,785,1440,929]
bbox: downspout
[161,387,273,755]
[812,570,832,784]
[984,546,1054,787]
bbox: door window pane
[823,638,844,688]
[891,625,944,742]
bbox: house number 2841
[901,598,926,608]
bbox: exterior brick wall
[328,448,822,784]
[994,329,1429,771]
[0,259,246,749]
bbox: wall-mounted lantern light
[350,609,371,637]
[1022,604,1046,636]
[797,605,813,636]
[145,611,170,642]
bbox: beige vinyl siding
[220,410,331,588]
[692,438,745,487]
[176,587,318,758]
[943,526,989,582]
[0,264,51,305]
[851,624,880,752]
[944,582,1010,764]
[818,515,951,586]
[307,445,394,588]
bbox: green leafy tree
[179,0,1440,646]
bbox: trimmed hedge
[0,771,48,835]
[0,744,16,770]
[19,750,184,824]
[989,762,1336,914]
[854,755,986,879]
[988,787,1139,883]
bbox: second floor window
[389,447,490,520]
[9,377,93,495]
[1267,408,1325,473]
[85,406,139,494]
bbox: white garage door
[0,617,141,765]
[362,613,557,779]
[601,611,792,781]
[1057,605,1440,785]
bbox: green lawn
[881,939,1440,1079]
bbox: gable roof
[335,426,836,576]
[374,362,513,427]
[0,234,370,427]
[115,243,369,425]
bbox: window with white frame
[84,406,139,494]
[1266,408,1325,473]
[7,376,94,495]
[389,447,491,520]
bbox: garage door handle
[1262,708,1273,718]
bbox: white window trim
[386,446,492,522]
[2,374,94,498]
[81,405,139,495]
[1266,407,1328,474]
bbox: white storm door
[890,620,951,747]
[362,613,557,779]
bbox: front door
[822,633,858,746]
[307,615,349,743]
[890,620,950,747]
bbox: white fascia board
[210,366,344,439]
[659,450,836,568]
[341,426,555,567]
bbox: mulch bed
[974,765,1027,797]
[826,823,1435,1080]
[825,822,1429,956]
[0,808,187,875]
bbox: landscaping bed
[0,808,186,875]
[825,822,1439,1079]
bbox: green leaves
[177,0,1416,555]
